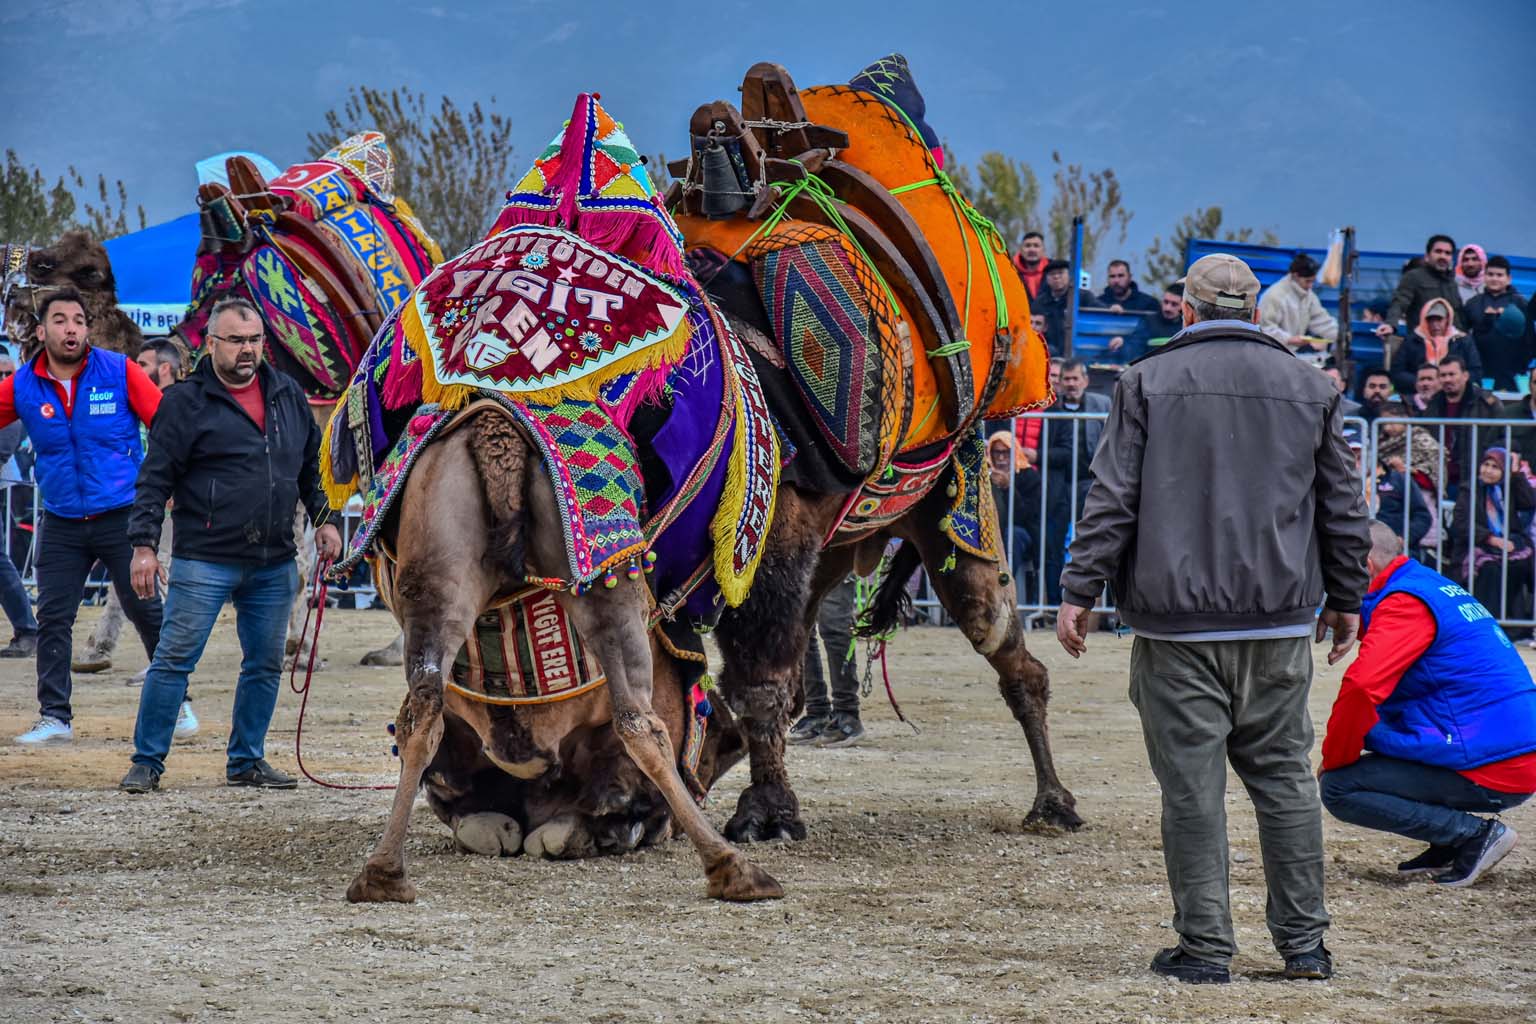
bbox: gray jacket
[1060,320,1371,633]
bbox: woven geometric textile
[496,395,647,584]
[752,235,881,477]
[451,590,607,704]
[942,430,1001,562]
[835,441,955,538]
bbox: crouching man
[118,297,342,793]
[1320,521,1536,886]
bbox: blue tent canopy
[102,212,200,336]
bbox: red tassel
[381,352,423,410]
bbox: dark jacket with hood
[1465,286,1530,391]
[1390,297,1483,395]
[129,359,329,567]
[1060,320,1370,633]
[1033,283,1096,356]
[1386,261,1466,334]
[1093,281,1159,314]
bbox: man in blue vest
[0,287,165,744]
[1320,521,1536,886]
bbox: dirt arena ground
[1,606,1531,1023]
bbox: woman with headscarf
[987,430,1042,596]
[1393,296,1484,393]
[1457,244,1487,305]
[1450,446,1535,627]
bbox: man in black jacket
[1424,355,1505,497]
[1032,260,1095,356]
[1377,234,1466,340]
[1056,254,1370,985]
[118,297,341,793]
[1094,259,1160,314]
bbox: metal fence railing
[7,415,1536,629]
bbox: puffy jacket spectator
[1456,244,1486,305]
[1121,284,1184,358]
[1375,467,1433,550]
[1392,298,1482,395]
[1380,235,1466,340]
[1034,260,1095,357]
[1425,356,1506,493]
[1448,447,1535,621]
[1010,232,1048,298]
[1093,261,1159,314]
[1465,256,1530,392]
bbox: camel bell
[699,141,748,220]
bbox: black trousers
[35,507,162,724]
[803,576,860,717]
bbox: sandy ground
[1,605,1531,1024]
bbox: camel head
[4,230,143,360]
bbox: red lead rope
[288,559,395,791]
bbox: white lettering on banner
[573,288,622,322]
[527,596,573,691]
[1439,584,1473,599]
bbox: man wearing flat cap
[1054,254,1371,984]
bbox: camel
[345,411,779,903]
[3,230,143,359]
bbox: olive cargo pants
[1130,635,1328,965]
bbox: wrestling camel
[345,410,779,903]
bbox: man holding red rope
[118,297,341,794]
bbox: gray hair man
[1055,253,1371,984]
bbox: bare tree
[1045,152,1131,270]
[0,150,145,244]
[309,86,514,256]
[1141,206,1279,291]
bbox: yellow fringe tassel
[410,294,693,409]
[710,316,780,607]
[317,397,359,509]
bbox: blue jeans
[0,544,36,637]
[1321,754,1532,847]
[132,557,298,776]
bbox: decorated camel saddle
[177,132,443,399]
[668,55,1049,555]
[319,95,781,787]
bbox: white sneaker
[174,701,199,740]
[16,716,73,745]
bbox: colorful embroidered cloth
[405,225,691,406]
[751,231,884,477]
[942,429,1001,562]
[180,135,440,399]
[451,590,607,703]
[324,92,779,607]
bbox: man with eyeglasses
[118,296,342,793]
[0,288,165,745]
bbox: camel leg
[894,511,1082,831]
[347,440,496,902]
[715,488,832,844]
[558,580,780,900]
[287,503,317,661]
[361,631,406,666]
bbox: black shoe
[1283,943,1333,980]
[1149,947,1230,984]
[1397,843,1458,877]
[0,633,37,658]
[788,715,830,746]
[227,759,298,789]
[118,763,161,794]
[817,712,865,749]
[1436,820,1518,888]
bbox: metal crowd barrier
[2,487,377,606]
[7,415,1536,630]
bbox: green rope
[727,170,901,317]
[891,171,1010,331]
[925,340,970,358]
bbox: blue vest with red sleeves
[1360,558,1536,770]
[11,349,145,518]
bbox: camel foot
[346,863,417,903]
[73,653,112,674]
[723,782,807,844]
[452,812,522,856]
[361,645,405,667]
[523,815,588,859]
[706,850,784,902]
[1023,789,1084,833]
